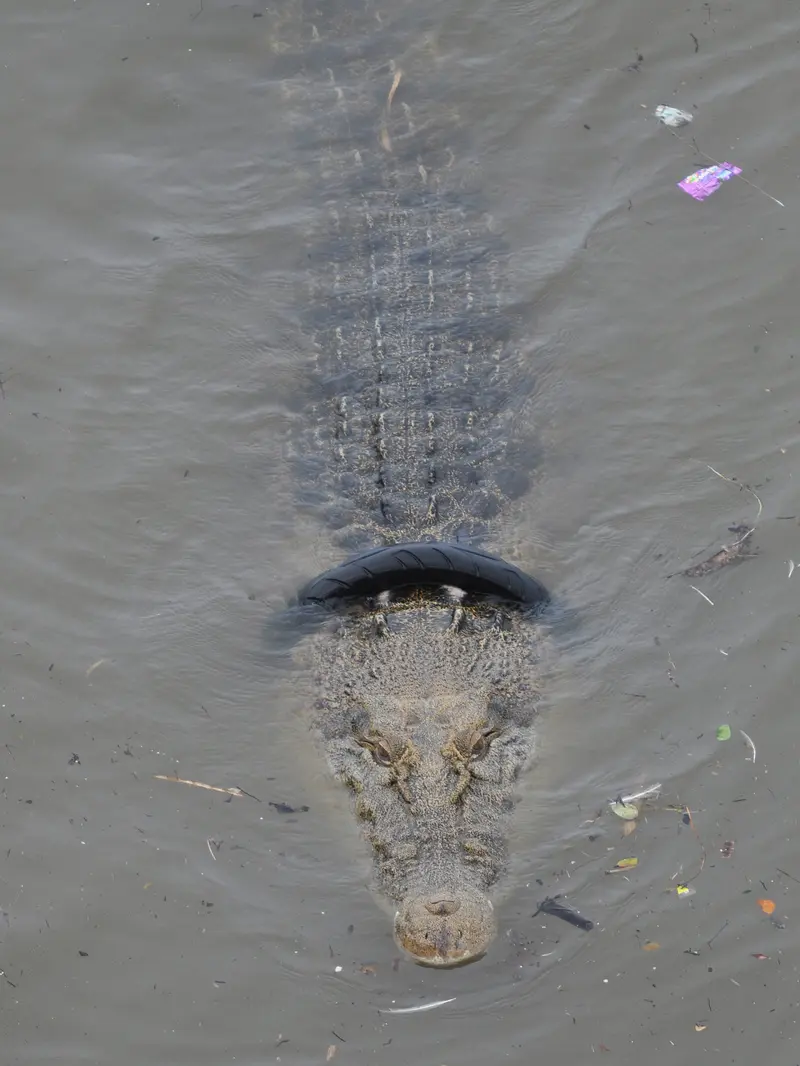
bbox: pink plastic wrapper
[678,162,742,200]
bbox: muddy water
[2,0,800,1063]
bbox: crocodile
[278,2,550,966]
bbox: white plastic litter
[654,105,693,128]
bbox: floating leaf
[642,941,660,951]
[615,857,639,869]
[610,801,640,821]
[622,820,638,837]
[757,899,775,915]
[694,1023,707,1032]
[676,883,696,897]
[752,953,769,960]
[716,724,732,741]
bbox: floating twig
[617,783,662,806]
[739,729,756,764]
[379,66,403,153]
[705,464,763,521]
[386,67,402,110]
[667,652,679,687]
[379,998,456,1015]
[154,774,256,799]
[690,585,714,605]
[681,805,707,883]
[707,920,730,947]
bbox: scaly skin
[276,1,545,964]
[314,589,545,964]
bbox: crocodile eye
[372,741,393,767]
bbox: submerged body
[280,3,547,964]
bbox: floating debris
[535,896,594,931]
[716,724,732,741]
[620,783,662,804]
[154,774,259,800]
[379,998,456,1015]
[655,116,785,205]
[609,782,661,820]
[740,729,756,763]
[610,800,640,821]
[673,464,762,578]
[268,801,310,814]
[676,883,696,898]
[720,840,735,858]
[607,857,639,874]
[642,941,660,951]
[758,899,776,916]
[678,162,742,200]
[655,104,693,128]
[379,66,403,153]
[681,525,757,578]
[706,465,764,518]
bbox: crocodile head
[317,594,541,965]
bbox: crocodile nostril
[424,897,461,916]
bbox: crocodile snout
[423,896,460,916]
[395,886,496,966]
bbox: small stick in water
[380,66,404,153]
[154,774,259,800]
[705,464,763,520]
[387,67,403,110]
[379,998,456,1014]
[690,585,715,605]
[739,729,756,763]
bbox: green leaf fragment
[716,724,732,741]
[610,801,640,820]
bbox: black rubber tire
[299,542,549,607]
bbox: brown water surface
[2,1,800,1063]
